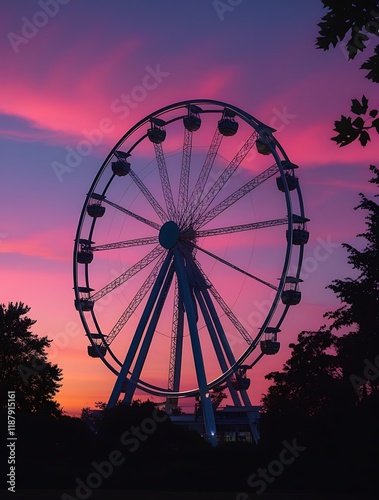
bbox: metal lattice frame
[73,99,308,446]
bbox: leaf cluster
[316,1,379,82]
[317,2,379,146]
[332,95,379,146]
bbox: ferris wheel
[73,99,309,445]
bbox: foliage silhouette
[316,1,379,146]
[332,96,379,146]
[0,411,97,489]
[0,301,62,416]
[96,399,207,453]
[259,166,379,495]
[316,0,379,81]
[210,384,228,409]
[325,165,379,395]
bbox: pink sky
[1,0,378,416]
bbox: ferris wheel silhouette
[73,99,309,445]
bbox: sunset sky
[1,0,378,416]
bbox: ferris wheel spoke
[106,253,167,345]
[177,128,193,222]
[153,142,177,220]
[194,163,279,229]
[129,168,168,222]
[90,245,164,302]
[189,131,259,227]
[182,126,223,223]
[196,217,288,238]
[92,236,159,252]
[193,243,278,291]
[102,198,161,230]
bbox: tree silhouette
[210,384,228,410]
[262,165,379,412]
[0,302,62,416]
[262,329,340,414]
[325,165,379,396]
[259,167,379,494]
[316,1,379,146]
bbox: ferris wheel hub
[159,221,180,249]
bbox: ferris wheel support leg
[226,380,243,406]
[200,286,239,368]
[107,251,173,409]
[240,389,252,406]
[195,289,242,407]
[172,299,184,392]
[200,286,251,405]
[166,293,185,413]
[123,263,175,404]
[174,249,218,447]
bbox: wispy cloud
[0,226,73,261]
